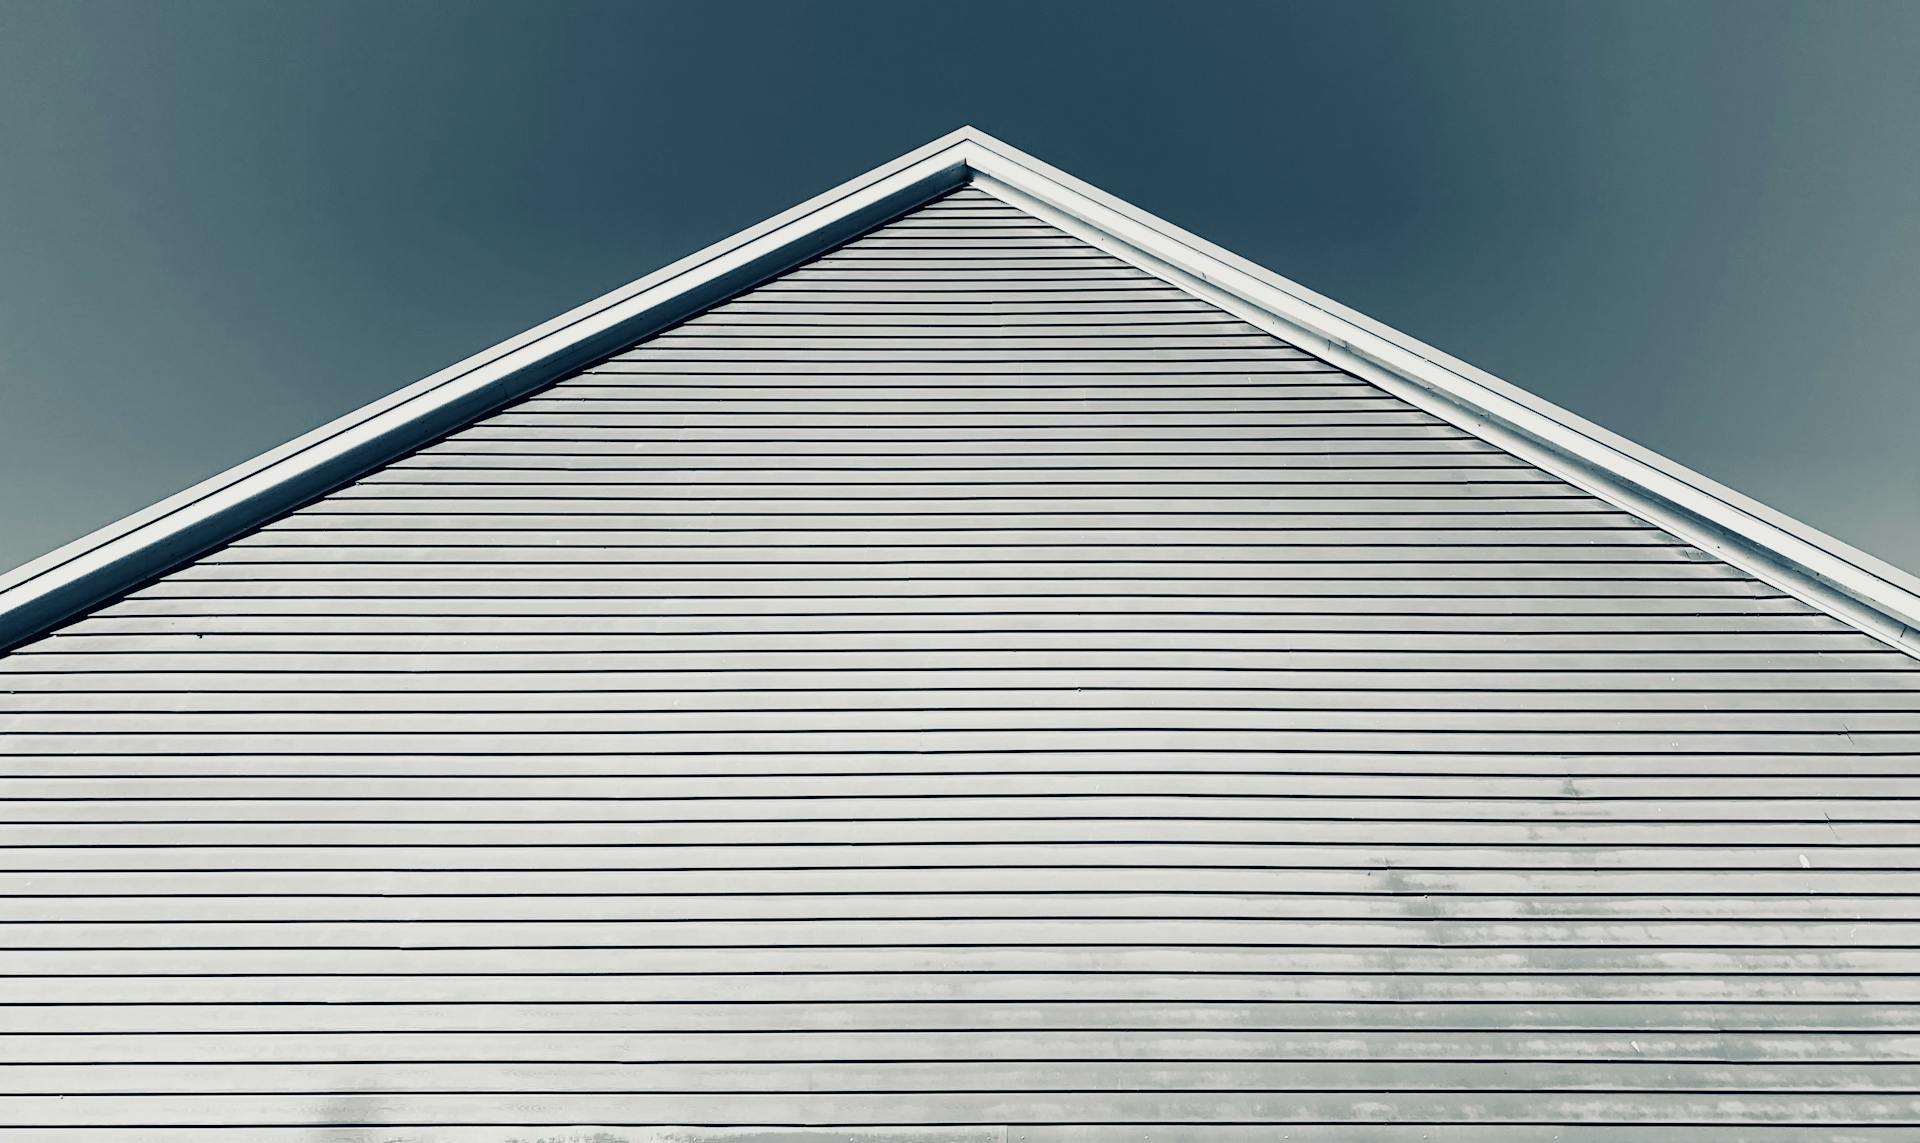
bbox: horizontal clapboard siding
[2,183,1918,1141]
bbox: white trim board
[2,125,1916,656]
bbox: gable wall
[2,186,1918,1139]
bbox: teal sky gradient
[1,0,1915,572]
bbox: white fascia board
[0,131,977,650]
[954,130,1920,656]
[4,124,1916,658]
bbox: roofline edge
[958,132,1920,658]
[0,133,976,651]
[2,124,1915,657]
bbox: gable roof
[2,125,1917,657]
[6,147,1920,1139]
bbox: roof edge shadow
[0,131,977,651]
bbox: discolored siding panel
[2,185,1918,1140]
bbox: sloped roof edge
[0,128,979,651]
[2,126,1916,655]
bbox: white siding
[2,186,1918,1139]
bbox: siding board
[3,184,1918,1137]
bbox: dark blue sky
[2,0,1916,572]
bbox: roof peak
[2,130,1915,656]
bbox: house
[1,127,1917,1141]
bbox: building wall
[2,186,1919,1139]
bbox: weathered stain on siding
[1,186,1918,1140]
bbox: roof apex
[3,127,1915,655]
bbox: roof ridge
[1,127,1915,658]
